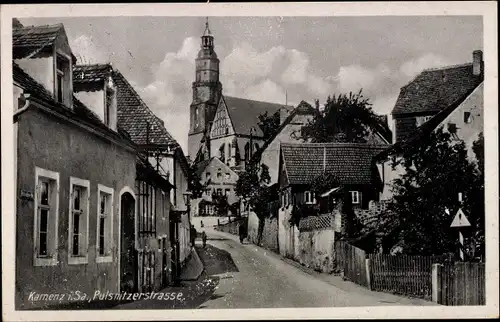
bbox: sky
[19,16,483,153]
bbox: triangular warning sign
[450,208,471,228]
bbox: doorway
[120,192,137,292]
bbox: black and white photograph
[1,2,498,321]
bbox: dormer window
[55,54,71,106]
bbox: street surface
[197,226,437,308]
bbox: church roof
[222,95,294,137]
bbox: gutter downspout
[13,94,31,123]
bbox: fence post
[432,263,442,303]
[365,258,372,290]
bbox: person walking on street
[190,225,197,248]
[238,223,245,244]
[202,231,207,248]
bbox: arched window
[227,143,232,161]
[219,143,225,162]
[244,142,250,161]
[194,107,199,127]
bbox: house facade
[276,142,388,257]
[377,50,484,201]
[191,157,240,217]
[13,23,139,309]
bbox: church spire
[201,17,214,49]
[204,17,212,36]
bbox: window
[350,191,361,205]
[34,167,60,266]
[205,189,211,196]
[416,115,433,127]
[225,189,230,196]
[55,54,70,106]
[284,191,289,207]
[217,171,222,179]
[68,177,90,265]
[305,191,316,204]
[225,173,230,180]
[206,172,211,180]
[97,184,114,263]
[195,107,199,128]
[219,144,225,162]
[244,142,250,161]
[217,188,223,196]
[464,111,472,124]
[281,193,285,207]
[138,181,156,234]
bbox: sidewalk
[180,246,205,281]
[280,256,438,306]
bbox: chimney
[473,50,483,76]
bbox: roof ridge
[224,94,294,108]
[281,142,389,148]
[15,23,64,31]
[422,62,472,72]
[75,63,112,69]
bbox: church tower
[188,18,222,160]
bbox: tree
[235,163,277,242]
[187,163,206,199]
[385,127,484,256]
[258,111,281,140]
[469,132,485,260]
[213,193,229,217]
[299,90,380,143]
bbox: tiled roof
[111,70,179,149]
[223,95,294,137]
[392,63,483,115]
[13,62,131,143]
[73,64,113,91]
[281,142,388,186]
[12,23,76,63]
[376,82,484,160]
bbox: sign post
[450,192,471,261]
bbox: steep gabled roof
[392,63,483,116]
[13,62,132,143]
[376,82,484,161]
[12,23,77,63]
[222,95,294,137]
[252,101,319,162]
[280,142,388,186]
[111,69,179,149]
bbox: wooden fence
[368,254,446,299]
[335,241,369,287]
[438,262,485,306]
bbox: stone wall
[297,228,337,273]
[247,211,260,244]
[278,206,300,259]
[261,217,279,252]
